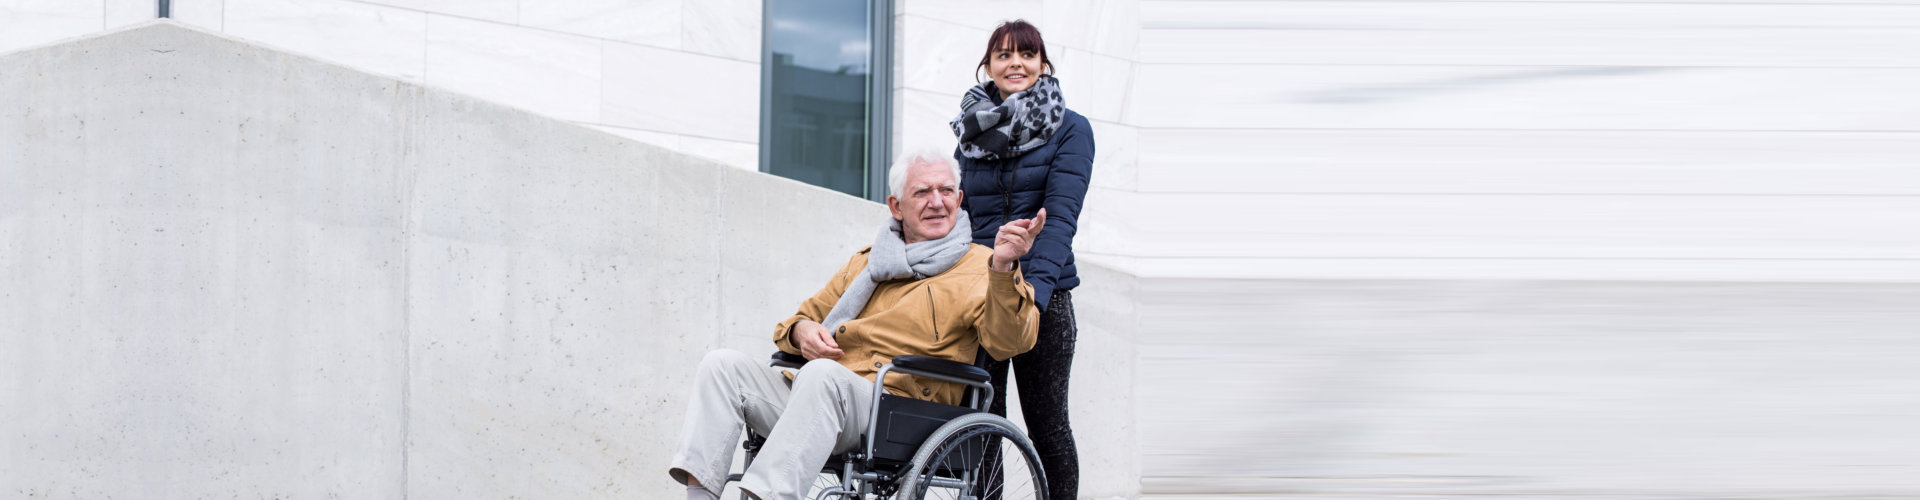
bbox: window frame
[757,0,893,202]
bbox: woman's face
[986,36,1044,99]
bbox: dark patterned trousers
[985,289,1078,500]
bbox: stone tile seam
[898,12,1143,62]
[330,0,763,65]
[0,14,154,58]
[129,22,736,163]
[582,121,757,147]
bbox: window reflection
[764,0,873,198]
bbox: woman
[951,19,1092,500]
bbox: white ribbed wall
[1130,0,1920,281]
[8,0,1917,283]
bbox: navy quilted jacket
[956,108,1094,313]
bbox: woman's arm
[1024,116,1094,312]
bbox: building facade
[6,0,1919,498]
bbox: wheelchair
[722,351,1047,500]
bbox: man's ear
[886,195,903,220]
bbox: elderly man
[668,149,1045,500]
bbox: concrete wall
[0,21,919,498]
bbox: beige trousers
[669,349,875,500]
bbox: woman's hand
[990,208,1046,272]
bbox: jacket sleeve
[774,249,868,355]
[977,263,1040,362]
[1024,115,1094,312]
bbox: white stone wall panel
[360,0,517,25]
[1141,129,1920,195]
[1043,0,1138,58]
[518,0,682,50]
[1137,64,1920,131]
[104,0,154,28]
[898,14,988,93]
[0,0,103,53]
[1100,191,1920,259]
[601,40,758,142]
[682,0,760,62]
[896,0,1046,36]
[1054,47,1132,123]
[1142,1,1920,67]
[224,0,427,81]
[424,14,602,123]
[167,0,225,30]
[894,87,961,153]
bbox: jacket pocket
[870,353,916,399]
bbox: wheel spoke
[905,416,1045,500]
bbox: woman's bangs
[991,25,1047,55]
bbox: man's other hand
[990,207,1047,272]
[794,319,843,360]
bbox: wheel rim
[911,425,1045,500]
[808,471,841,498]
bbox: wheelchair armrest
[891,355,990,384]
[769,351,807,369]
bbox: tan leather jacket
[775,244,1039,406]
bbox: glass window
[761,0,891,200]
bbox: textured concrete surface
[0,21,1125,499]
[2,21,413,499]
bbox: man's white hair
[887,147,963,198]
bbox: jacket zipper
[927,286,939,342]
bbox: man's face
[887,161,963,244]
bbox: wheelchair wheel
[724,472,839,500]
[803,471,842,499]
[897,413,1046,500]
[731,440,845,500]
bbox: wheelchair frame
[724,351,1044,500]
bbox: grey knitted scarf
[950,75,1066,161]
[821,211,974,334]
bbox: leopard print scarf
[950,75,1066,161]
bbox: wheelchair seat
[738,351,1047,499]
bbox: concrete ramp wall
[3,21,1101,498]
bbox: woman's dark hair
[975,20,1054,83]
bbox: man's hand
[793,319,843,360]
[990,208,1047,272]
